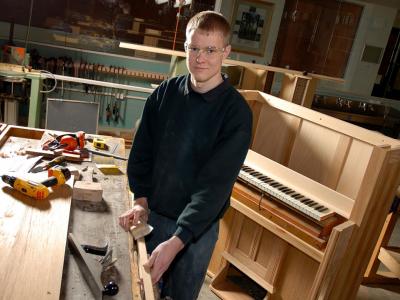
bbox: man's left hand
[144,236,184,284]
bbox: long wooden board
[0,125,73,299]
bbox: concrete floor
[199,275,400,300]
[198,220,400,300]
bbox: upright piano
[209,90,400,300]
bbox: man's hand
[119,197,149,231]
[144,236,184,284]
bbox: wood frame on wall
[230,0,274,56]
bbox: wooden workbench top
[0,125,132,300]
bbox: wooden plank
[210,262,255,300]
[232,183,328,249]
[136,238,155,300]
[128,193,156,300]
[118,44,344,83]
[269,246,319,300]
[308,221,355,299]
[252,106,301,165]
[230,197,324,262]
[128,195,142,300]
[0,175,73,299]
[129,231,142,300]
[329,151,400,299]
[279,74,313,106]
[208,207,235,277]
[240,68,267,91]
[302,77,318,108]
[61,136,133,299]
[378,248,400,279]
[242,91,399,148]
[0,183,73,299]
[364,211,396,279]
[226,214,288,290]
[222,251,275,293]
[0,125,72,299]
[288,120,352,189]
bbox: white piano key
[239,164,334,221]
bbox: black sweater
[127,74,252,245]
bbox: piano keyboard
[238,164,335,221]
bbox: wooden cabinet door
[272,0,363,78]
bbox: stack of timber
[208,90,400,300]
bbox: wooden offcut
[378,248,400,279]
[128,193,156,300]
[72,167,103,202]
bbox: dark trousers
[145,211,219,300]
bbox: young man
[119,11,252,299]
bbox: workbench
[0,124,134,300]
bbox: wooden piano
[208,90,400,300]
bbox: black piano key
[317,206,329,212]
[249,171,261,176]
[301,198,312,204]
[242,166,254,172]
[262,178,273,183]
[307,201,318,207]
[255,173,266,178]
[284,189,296,195]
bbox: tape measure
[93,137,107,150]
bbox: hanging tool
[1,166,71,200]
[68,233,119,298]
[30,155,66,173]
[106,103,112,124]
[42,131,85,151]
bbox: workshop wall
[1,1,399,132]
[0,21,172,132]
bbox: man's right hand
[119,197,149,231]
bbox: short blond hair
[186,11,231,46]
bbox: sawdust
[4,210,14,217]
